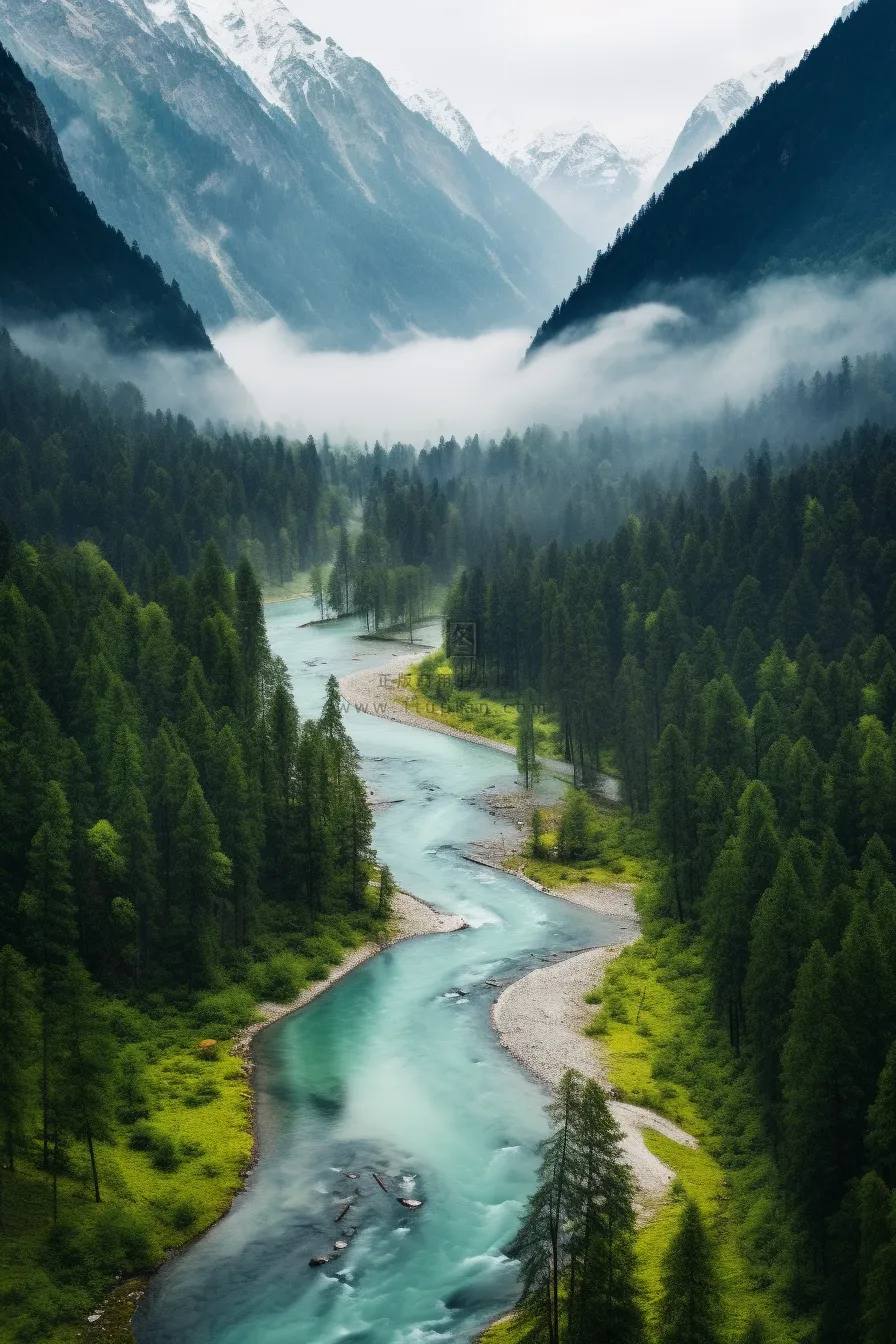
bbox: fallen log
[373,1173,390,1193]
[334,1202,353,1223]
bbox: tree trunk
[86,1123,101,1203]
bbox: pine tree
[744,855,812,1119]
[378,865,395,918]
[171,782,231,989]
[657,1200,722,1344]
[0,945,36,1226]
[653,724,696,921]
[18,781,76,1168]
[866,1040,896,1187]
[517,688,539,789]
[781,942,844,1240]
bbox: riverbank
[340,659,574,777]
[233,888,467,1064]
[341,662,696,1208]
[79,890,467,1344]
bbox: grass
[1,890,391,1344]
[512,803,655,889]
[402,656,564,758]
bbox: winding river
[134,601,626,1344]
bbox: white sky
[284,0,849,147]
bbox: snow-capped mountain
[654,54,799,192]
[389,80,478,153]
[479,123,663,247]
[0,0,586,349]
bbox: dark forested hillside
[530,0,896,352]
[0,331,331,589]
[0,42,210,352]
[445,426,896,1335]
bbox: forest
[443,423,896,1340]
[0,530,384,1340]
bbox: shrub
[149,1133,181,1172]
[184,1081,220,1108]
[168,1196,200,1232]
[193,987,255,1038]
[248,953,303,1002]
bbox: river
[134,600,626,1344]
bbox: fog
[215,275,896,446]
[8,314,257,426]
[8,275,896,448]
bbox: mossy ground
[1,890,390,1344]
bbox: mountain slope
[0,40,210,350]
[653,54,797,193]
[0,0,586,351]
[530,0,896,353]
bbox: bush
[90,1204,159,1274]
[167,1196,200,1232]
[184,1081,220,1108]
[193,986,255,1038]
[248,953,303,1002]
[129,1122,181,1171]
[117,1044,151,1123]
[149,1133,181,1172]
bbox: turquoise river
[133,600,625,1344]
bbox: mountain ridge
[1,0,587,350]
[0,39,211,352]
[529,0,896,354]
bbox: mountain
[485,125,650,247]
[0,40,210,351]
[0,0,587,351]
[653,54,797,193]
[530,0,896,353]
[388,80,477,153]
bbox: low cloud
[215,275,896,445]
[8,314,256,426]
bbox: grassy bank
[481,814,808,1344]
[1,898,390,1344]
[402,653,564,757]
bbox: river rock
[309,1256,330,1267]
[397,1198,424,1209]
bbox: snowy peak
[494,124,629,192]
[389,79,478,152]
[147,0,351,116]
[655,52,799,190]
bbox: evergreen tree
[657,1200,722,1344]
[866,1042,896,1187]
[781,942,843,1241]
[517,688,539,789]
[0,945,35,1225]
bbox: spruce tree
[517,688,539,789]
[0,945,36,1226]
[657,1200,722,1344]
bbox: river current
[134,601,624,1344]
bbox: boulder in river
[398,1199,424,1209]
[309,1257,330,1267]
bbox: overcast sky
[285,0,849,147]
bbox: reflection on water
[134,605,624,1344]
